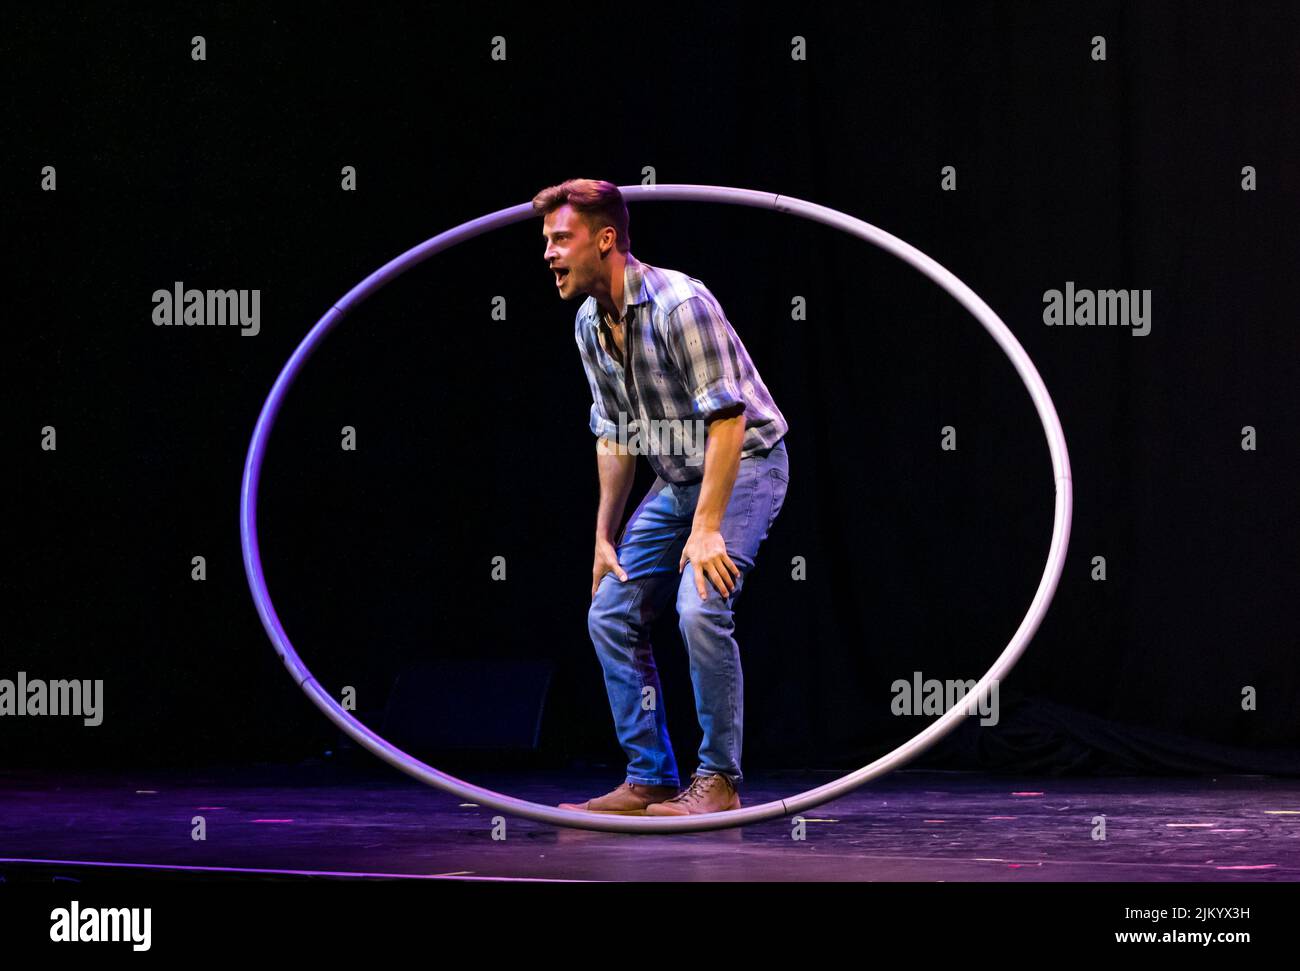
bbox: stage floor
[2,764,1297,882]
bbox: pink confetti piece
[1011,791,1044,797]
[1214,864,1277,870]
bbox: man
[534,178,790,816]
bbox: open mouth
[554,267,570,285]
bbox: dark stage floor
[2,764,1298,882]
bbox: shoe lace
[669,775,714,803]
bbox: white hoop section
[240,184,1073,833]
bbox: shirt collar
[589,253,646,325]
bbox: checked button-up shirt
[574,252,788,484]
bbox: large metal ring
[240,184,1073,832]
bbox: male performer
[535,178,789,815]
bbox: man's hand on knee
[592,538,629,599]
[679,528,740,600]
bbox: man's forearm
[595,436,637,542]
[692,413,746,531]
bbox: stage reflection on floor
[2,764,1296,882]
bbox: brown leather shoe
[558,781,681,815]
[645,773,741,815]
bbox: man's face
[542,204,605,301]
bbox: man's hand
[592,538,629,599]
[679,527,740,600]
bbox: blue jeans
[587,438,789,789]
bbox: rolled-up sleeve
[664,296,747,423]
[575,319,621,440]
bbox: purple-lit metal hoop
[240,184,1073,833]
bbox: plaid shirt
[574,253,788,483]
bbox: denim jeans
[587,437,789,790]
